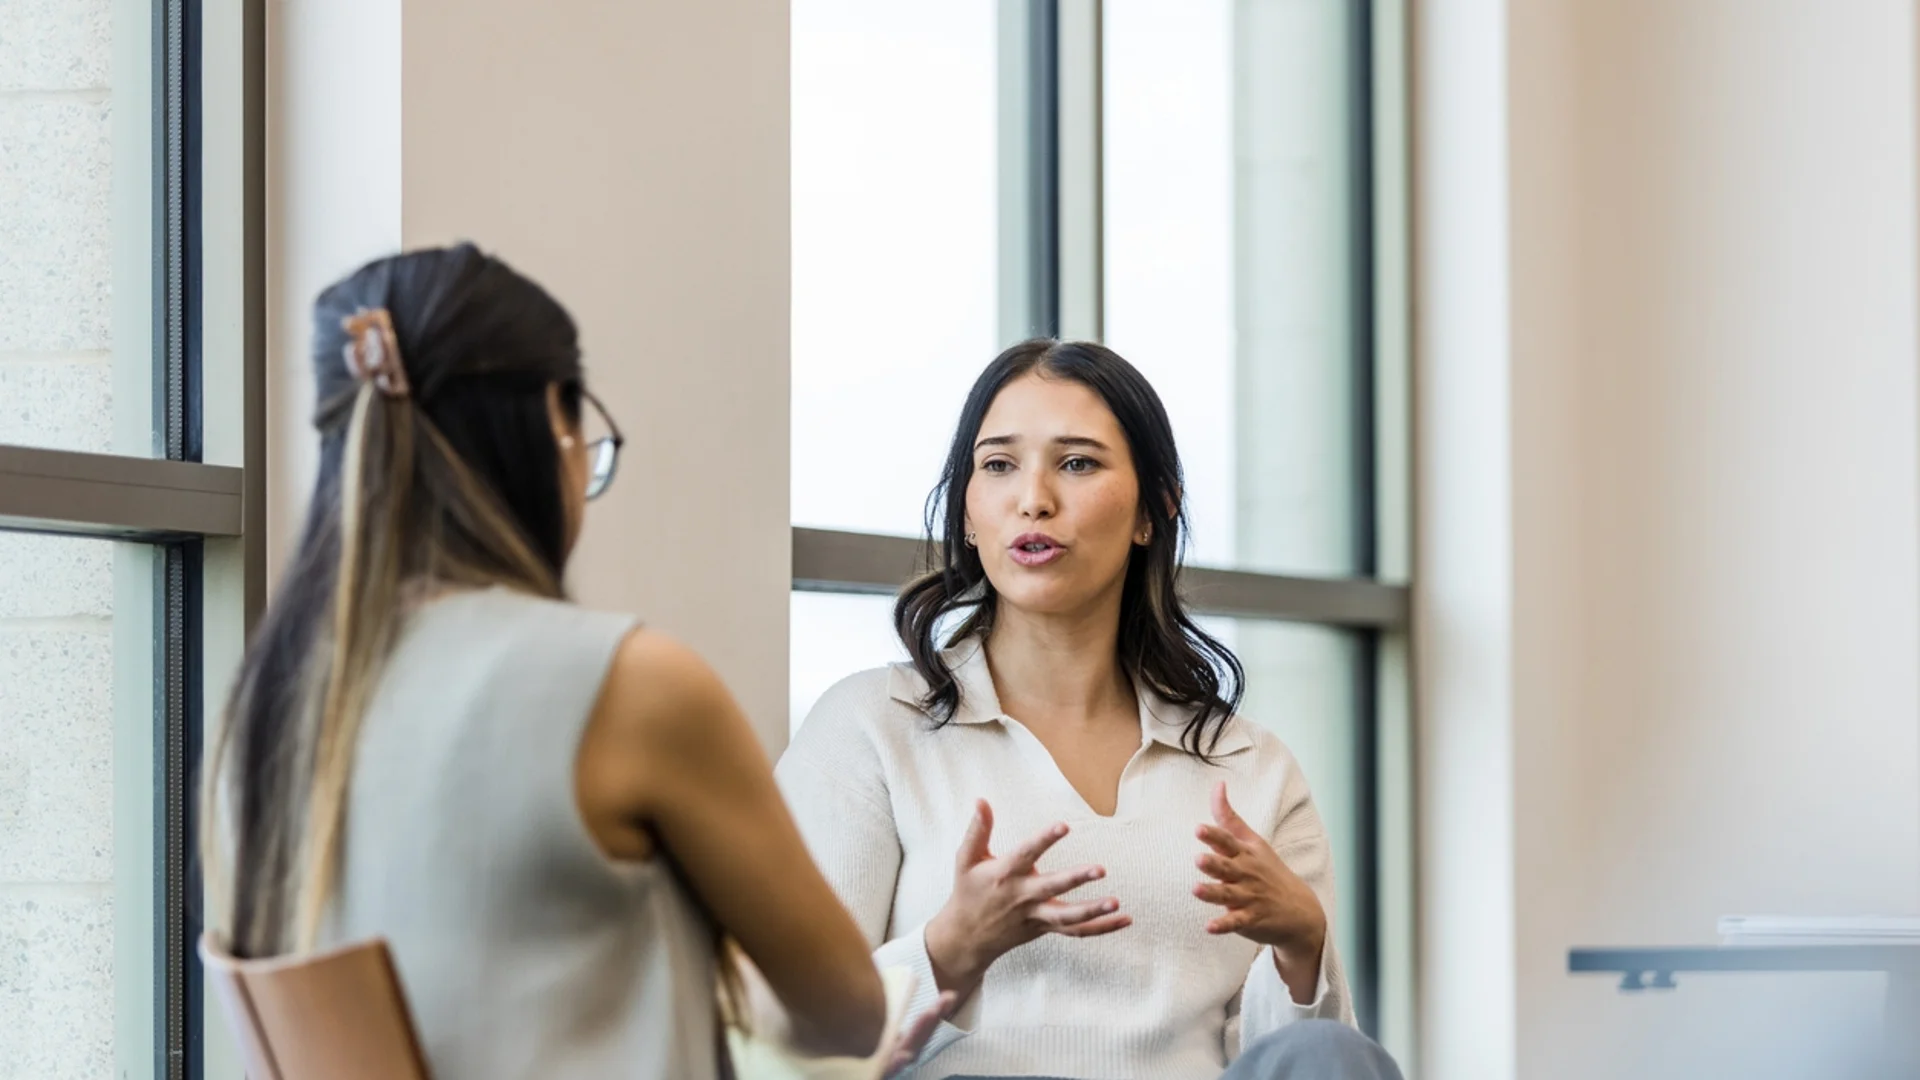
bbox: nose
[1017,468,1056,521]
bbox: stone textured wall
[1,0,122,1076]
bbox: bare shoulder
[596,627,738,750]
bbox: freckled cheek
[1073,478,1141,554]
[963,484,1001,535]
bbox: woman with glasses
[201,245,925,1078]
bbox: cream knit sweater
[775,639,1352,1080]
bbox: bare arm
[575,629,886,1058]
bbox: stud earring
[964,532,977,547]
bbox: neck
[983,586,1133,726]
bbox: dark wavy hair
[893,338,1246,757]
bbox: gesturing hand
[882,990,958,1079]
[924,799,1131,1001]
[1193,782,1327,1004]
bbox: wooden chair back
[199,931,431,1080]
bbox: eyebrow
[973,434,1112,452]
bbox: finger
[886,991,957,1075]
[1002,821,1071,874]
[956,799,994,870]
[1212,781,1258,840]
[1029,896,1121,928]
[1196,823,1244,857]
[1206,908,1252,936]
[1193,880,1249,907]
[889,1012,939,1071]
[1020,864,1106,902]
[1051,911,1133,938]
[1195,852,1243,882]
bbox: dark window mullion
[154,1,202,1077]
[183,0,204,467]
[1027,0,1060,338]
[155,544,188,1080]
[1347,0,1382,1040]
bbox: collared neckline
[886,636,1254,755]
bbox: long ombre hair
[202,244,586,956]
[895,338,1246,757]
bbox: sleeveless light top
[322,587,720,1079]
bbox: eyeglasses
[578,386,625,501]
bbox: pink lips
[1008,532,1066,568]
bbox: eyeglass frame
[576,384,625,501]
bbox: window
[0,2,262,1077]
[790,0,1412,1055]
[1,532,131,1079]
[1104,0,1366,578]
[789,592,904,734]
[790,1,999,539]
[0,0,119,459]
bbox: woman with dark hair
[200,245,924,1078]
[778,340,1403,1079]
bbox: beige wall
[269,0,792,747]
[1416,2,1920,1078]
[403,0,792,746]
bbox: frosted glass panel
[791,1,1000,539]
[789,591,906,735]
[0,532,135,1079]
[1105,0,1363,576]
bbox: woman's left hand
[883,991,958,1079]
[1193,781,1327,1005]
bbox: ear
[545,383,576,447]
[1134,488,1179,545]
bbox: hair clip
[341,308,410,398]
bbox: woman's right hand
[922,799,1132,1001]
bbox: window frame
[0,0,265,1075]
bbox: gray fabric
[322,588,720,1080]
[1222,1021,1404,1080]
[949,1019,1404,1080]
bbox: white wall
[1411,1,1517,1073]
[1416,2,1920,1077]
[265,0,403,581]
[268,0,791,746]
[1,0,148,1072]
